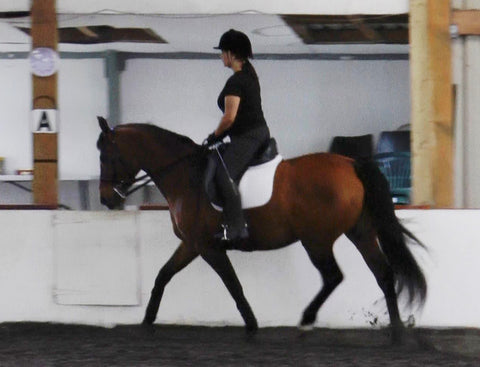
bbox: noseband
[100,138,152,200]
[112,174,151,200]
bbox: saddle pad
[212,154,282,211]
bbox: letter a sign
[32,109,58,133]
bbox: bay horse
[96,117,426,344]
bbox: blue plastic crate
[374,152,411,204]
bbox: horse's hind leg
[143,241,198,325]
[346,230,404,344]
[299,242,344,329]
[201,248,258,335]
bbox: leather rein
[101,139,201,200]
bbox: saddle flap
[204,151,282,210]
[204,152,222,207]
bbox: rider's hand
[203,132,220,146]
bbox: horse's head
[96,116,141,209]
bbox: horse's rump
[239,153,365,249]
[279,153,364,218]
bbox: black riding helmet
[214,29,253,59]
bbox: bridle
[99,136,152,200]
[100,137,201,200]
[112,174,152,200]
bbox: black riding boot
[214,171,249,242]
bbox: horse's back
[281,152,359,187]
[283,151,353,167]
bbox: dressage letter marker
[32,109,58,133]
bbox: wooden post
[31,0,58,206]
[430,0,453,207]
[409,0,453,207]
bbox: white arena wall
[0,209,478,329]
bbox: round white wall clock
[29,47,59,77]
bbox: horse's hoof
[298,313,315,332]
[298,323,314,332]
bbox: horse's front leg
[143,241,198,325]
[201,247,258,335]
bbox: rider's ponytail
[243,59,259,81]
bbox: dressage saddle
[204,138,278,207]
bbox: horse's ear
[98,116,112,136]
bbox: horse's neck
[128,128,193,174]
[143,141,201,202]
[119,125,202,205]
[154,155,203,210]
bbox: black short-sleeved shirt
[217,69,268,137]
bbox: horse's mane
[114,123,206,186]
[115,123,198,150]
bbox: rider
[204,29,271,242]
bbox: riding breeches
[214,125,270,228]
[217,125,270,182]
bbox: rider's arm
[215,95,240,137]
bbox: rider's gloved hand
[203,132,221,146]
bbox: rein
[105,144,202,200]
[113,174,151,200]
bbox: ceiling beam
[0,11,30,18]
[77,26,98,39]
[282,14,409,44]
[452,10,480,36]
[347,15,381,41]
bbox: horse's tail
[354,159,427,308]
